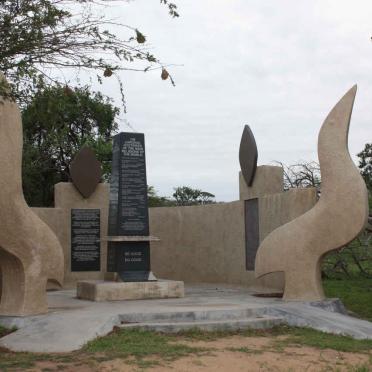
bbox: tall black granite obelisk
[107,132,156,282]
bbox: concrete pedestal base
[77,280,184,301]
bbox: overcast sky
[81,0,372,201]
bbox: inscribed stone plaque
[245,199,260,270]
[71,209,100,271]
[107,132,149,236]
[107,132,153,282]
[107,241,150,281]
[108,138,120,235]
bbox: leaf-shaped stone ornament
[239,125,258,187]
[70,147,102,198]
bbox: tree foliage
[358,143,372,192]
[147,186,174,207]
[172,186,215,206]
[22,85,119,206]
[0,0,178,105]
[147,186,216,207]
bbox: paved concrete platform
[77,280,184,301]
[0,284,371,353]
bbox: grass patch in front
[0,328,209,370]
[227,346,263,355]
[271,326,372,353]
[323,278,372,321]
[84,327,209,364]
[0,326,371,370]
[176,325,372,353]
[0,350,73,371]
[174,325,290,342]
[0,325,16,338]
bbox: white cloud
[78,0,372,201]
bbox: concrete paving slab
[119,316,285,332]
[0,284,371,353]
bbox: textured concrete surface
[0,75,64,316]
[77,280,184,301]
[0,284,371,353]
[32,182,110,288]
[150,189,316,291]
[257,188,318,290]
[255,86,369,301]
[120,316,285,333]
[239,166,283,200]
[31,169,316,293]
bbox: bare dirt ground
[29,335,371,372]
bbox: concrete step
[119,315,284,333]
[119,307,268,324]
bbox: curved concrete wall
[30,176,316,291]
[150,188,316,292]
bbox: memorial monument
[106,132,156,281]
[0,63,363,305]
[77,132,184,301]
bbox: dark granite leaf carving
[239,125,258,187]
[70,147,102,198]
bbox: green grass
[271,326,372,353]
[0,325,8,338]
[0,328,209,370]
[83,327,209,364]
[0,325,16,338]
[0,326,371,370]
[174,325,292,342]
[0,351,67,370]
[323,278,372,321]
[227,346,263,355]
[177,325,372,353]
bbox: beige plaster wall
[32,182,109,288]
[30,176,317,292]
[150,187,317,291]
[239,166,283,200]
[258,188,318,241]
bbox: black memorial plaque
[244,198,260,270]
[108,138,120,236]
[107,132,152,281]
[107,241,150,281]
[71,209,101,271]
[108,132,149,236]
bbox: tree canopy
[147,186,174,207]
[147,186,216,207]
[0,0,178,105]
[358,143,372,192]
[172,186,215,206]
[22,85,119,206]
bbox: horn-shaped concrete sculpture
[255,86,369,301]
[0,74,64,315]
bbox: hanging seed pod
[103,68,113,77]
[136,29,146,44]
[161,68,169,80]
